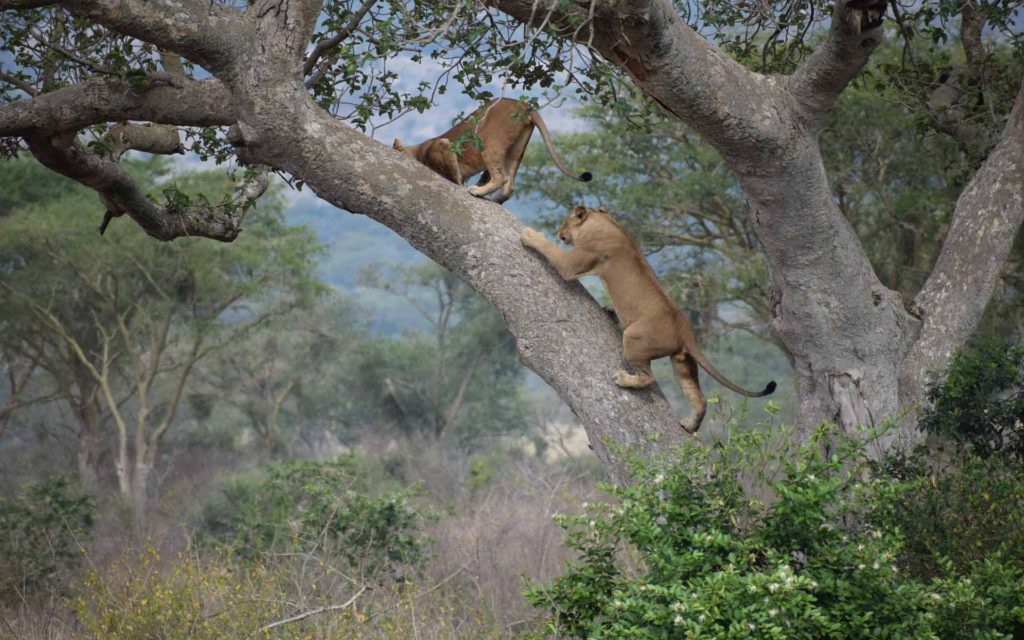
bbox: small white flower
[768,609,778,618]
[767,583,780,593]
[807,474,816,481]
[748,584,758,593]
[871,530,882,539]
[697,614,706,624]
[673,615,684,625]
[655,516,668,525]
[670,602,685,612]
[929,593,942,602]
[582,502,589,509]
[654,473,666,484]
[613,600,624,609]
[872,562,880,570]
[858,563,866,570]
[809,580,819,589]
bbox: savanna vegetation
[2,0,1024,637]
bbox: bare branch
[303,0,378,79]
[250,585,367,638]
[0,70,38,96]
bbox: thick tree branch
[789,0,887,128]
[58,0,246,74]
[0,75,234,137]
[488,0,791,162]
[24,133,268,241]
[900,78,1024,404]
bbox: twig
[249,585,368,638]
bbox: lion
[393,98,592,204]
[521,205,776,434]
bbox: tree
[355,263,527,446]
[191,296,364,459]
[517,41,1024,356]
[0,161,322,513]
[0,1,1021,474]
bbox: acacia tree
[0,165,322,512]
[0,0,1021,473]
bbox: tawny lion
[522,205,776,433]
[393,98,592,204]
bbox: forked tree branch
[900,77,1024,402]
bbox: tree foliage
[919,337,1024,458]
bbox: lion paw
[614,370,638,388]
[521,227,544,248]
[680,417,702,435]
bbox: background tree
[355,264,527,446]
[191,296,364,459]
[1,0,1022,473]
[0,160,322,514]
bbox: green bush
[869,448,1024,582]
[527,426,1024,639]
[919,337,1024,458]
[0,476,93,600]
[199,457,428,580]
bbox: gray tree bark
[1,0,1021,467]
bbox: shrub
[199,456,429,580]
[919,337,1024,458]
[0,476,93,600]
[71,549,280,639]
[527,426,1024,639]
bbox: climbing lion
[521,205,776,433]
[393,98,592,204]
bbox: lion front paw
[521,227,545,249]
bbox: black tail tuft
[579,171,593,182]
[764,381,777,395]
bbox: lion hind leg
[495,126,535,204]
[615,323,660,389]
[468,165,506,198]
[671,352,707,434]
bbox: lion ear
[393,138,404,150]
[572,205,589,220]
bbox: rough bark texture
[2,0,1022,463]
[900,79,1024,407]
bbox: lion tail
[682,337,776,398]
[529,111,593,182]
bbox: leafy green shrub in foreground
[527,427,1024,639]
[0,476,93,600]
[199,457,428,580]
